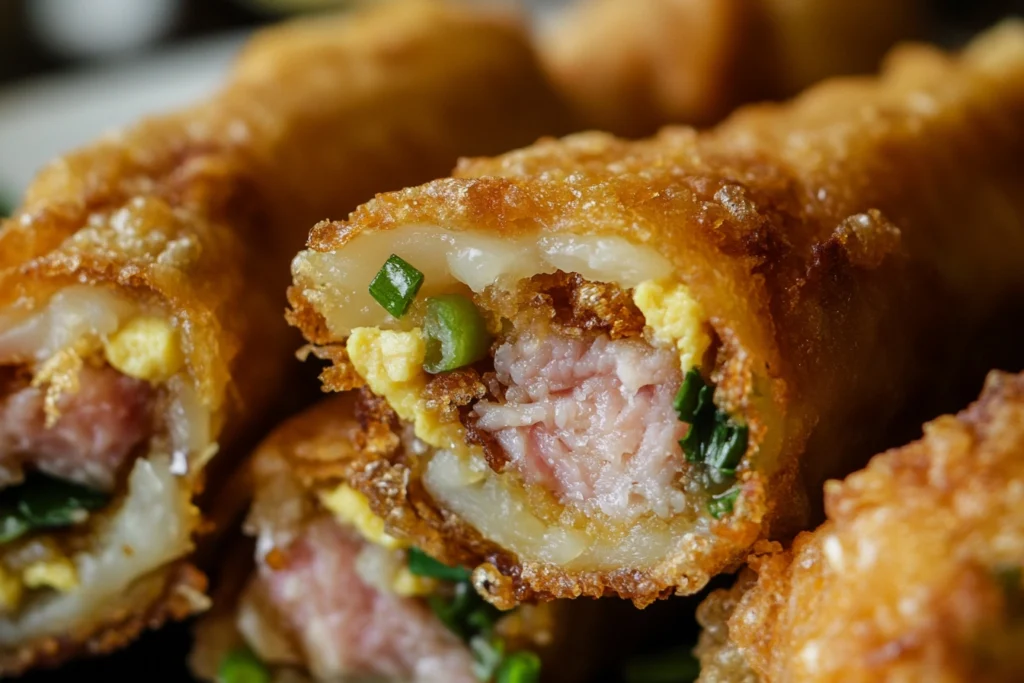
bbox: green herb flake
[0,474,110,545]
[409,548,539,682]
[428,581,502,642]
[218,647,271,683]
[623,647,700,683]
[0,197,11,218]
[407,547,472,582]
[675,370,749,478]
[708,488,741,519]
[368,254,425,318]
[423,294,492,374]
[673,369,711,422]
[470,635,506,681]
[495,651,542,683]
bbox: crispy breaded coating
[697,370,1024,682]
[0,0,569,671]
[540,0,924,136]
[289,23,1024,608]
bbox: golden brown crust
[0,563,207,676]
[539,0,925,137]
[698,371,1024,682]
[290,23,1024,606]
[0,0,571,669]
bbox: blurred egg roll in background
[0,0,570,672]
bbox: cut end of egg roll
[288,21,1024,608]
[0,0,573,669]
[191,395,591,683]
[696,370,1024,683]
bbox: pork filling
[471,330,688,522]
[0,364,155,492]
[254,517,478,683]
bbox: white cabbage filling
[424,450,709,570]
[0,455,197,643]
[292,227,674,336]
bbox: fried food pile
[696,370,1024,682]
[0,0,568,672]
[2,0,1022,681]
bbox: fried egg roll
[540,0,925,136]
[288,21,1024,609]
[189,394,607,683]
[0,0,569,671]
[695,370,1024,682]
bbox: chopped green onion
[673,369,711,422]
[0,474,110,545]
[408,550,538,682]
[470,635,506,681]
[407,547,472,582]
[495,651,542,683]
[705,417,748,479]
[675,370,748,478]
[368,254,424,318]
[623,647,700,683]
[428,581,502,641]
[0,196,12,218]
[218,647,271,683]
[708,487,741,519]
[423,294,492,374]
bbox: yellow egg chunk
[319,484,404,550]
[103,316,184,383]
[391,566,437,597]
[347,327,473,457]
[0,567,23,612]
[22,557,79,593]
[633,278,711,372]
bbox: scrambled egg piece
[318,484,404,550]
[0,567,23,612]
[103,316,184,383]
[319,483,440,596]
[633,278,711,372]
[0,556,79,613]
[346,327,474,458]
[22,556,79,592]
[391,567,437,597]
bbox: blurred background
[0,0,1020,210]
[0,0,1021,203]
[1,0,1023,680]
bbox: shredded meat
[257,517,477,683]
[471,330,688,523]
[0,364,154,491]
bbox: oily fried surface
[540,0,924,137]
[292,24,1024,604]
[0,0,571,436]
[0,563,207,676]
[0,0,570,670]
[698,371,1024,683]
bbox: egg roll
[287,21,1024,609]
[189,394,614,683]
[695,370,1024,683]
[540,0,925,136]
[0,0,569,672]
